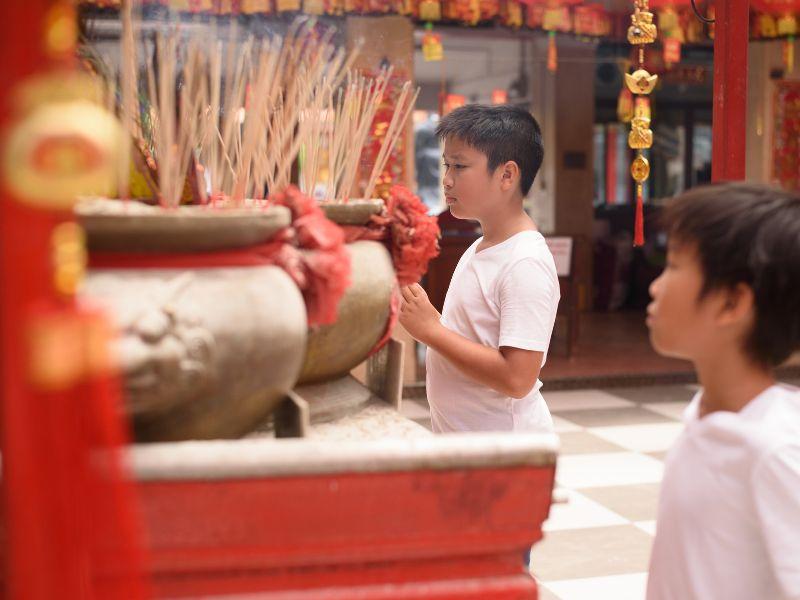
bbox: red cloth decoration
[90,187,351,327]
[342,185,441,287]
[386,185,442,286]
[271,187,351,326]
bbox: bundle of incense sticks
[318,67,392,203]
[115,7,359,206]
[113,5,416,207]
[143,33,207,208]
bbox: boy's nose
[649,274,662,299]
[442,172,454,189]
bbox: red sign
[491,89,508,104]
[443,94,466,115]
[663,37,681,66]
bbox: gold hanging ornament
[625,68,658,95]
[628,97,653,149]
[625,0,656,247]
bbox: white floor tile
[552,415,584,433]
[642,401,691,421]
[588,423,685,453]
[542,572,648,600]
[545,390,635,412]
[556,452,664,489]
[543,489,628,532]
[634,520,657,536]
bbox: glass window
[593,123,632,206]
[413,110,443,215]
[651,124,685,200]
[692,124,712,186]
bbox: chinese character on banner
[491,89,508,104]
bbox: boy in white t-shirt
[399,104,559,434]
[646,183,800,600]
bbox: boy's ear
[716,283,755,327]
[500,160,520,192]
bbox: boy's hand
[399,284,441,345]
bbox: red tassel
[634,184,645,247]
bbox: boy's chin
[448,204,471,219]
[648,331,691,361]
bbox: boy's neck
[478,199,536,247]
[694,349,775,418]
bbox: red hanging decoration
[784,36,796,72]
[422,23,444,62]
[547,31,558,72]
[634,183,645,246]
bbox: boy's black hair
[664,182,800,368]
[436,104,543,196]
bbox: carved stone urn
[298,200,396,384]
[78,199,308,442]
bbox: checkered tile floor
[401,380,799,600]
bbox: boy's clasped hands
[399,284,441,345]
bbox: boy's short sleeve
[752,443,800,598]
[497,257,559,351]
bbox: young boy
[399,104,559,434]
[646,183,800,599]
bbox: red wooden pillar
[712,0,750,181]
[0,3,148,598]
[0,4,65,596]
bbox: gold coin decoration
[631,156,650,182]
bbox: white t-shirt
[425,230,560,433]
[647,383,800,600]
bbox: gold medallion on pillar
[2,73,121,210]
